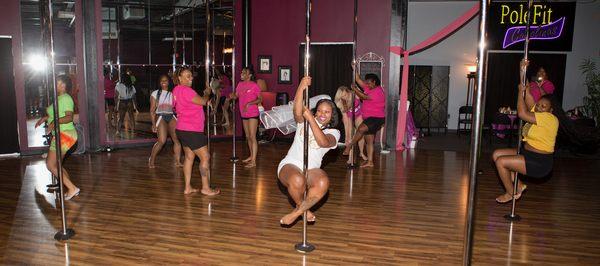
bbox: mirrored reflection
[101,0,234,142]
[21,1,79,148]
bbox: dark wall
[247,0,392,97]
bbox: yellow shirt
[522,112,559,153]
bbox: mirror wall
[20,0,79,148]
[101,0,234,142]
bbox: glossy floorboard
[0,141,599,265]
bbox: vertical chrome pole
[505,0,534,222]
[171,1,177,73]
[462,0,488,263]
[205,0,212,183]
[295,0,314,253]
[211,7,217,133]
[348,0,358,169]
[44,0,74,241]
[230,0,239,162]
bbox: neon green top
[46,93,76,131]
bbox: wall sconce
[466,64,477,74]
[222,48,233,54]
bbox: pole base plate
[504,214,521,221]
[295,242,315,253]
[54,228,75,241]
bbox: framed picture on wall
[278,66,292,84]
[257,55,272,73]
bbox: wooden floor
[1,140,599,265]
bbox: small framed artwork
[257,55,272,73]
[278,66,292,84]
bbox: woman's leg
[343,123,369,155]
[494,155,527,203]
[148,119,168,168]
[182,146,198,194]
[117,102,126,133]
[168,119,183,166]
[492,148,518,182]
[222,98,231,126]
[127,102,136,133]
[278,164,315,222]
[342,114,353,164]
[355,117,367,161]
[280,168,330,225]
[242,120,252,162]
[46,149,79,197]
[361,134,375,168]
[245,118,259,167]
[192,146,220,196]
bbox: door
[0,38,19,153]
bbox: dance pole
[211,6,218,133]
[295,0,314,253]
[230,0,239,163]
[462,0,488,263]
[205,1,212,183]
[43,0,74,241]
[347,0,358,169]
[505,0,534,222]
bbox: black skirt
[521,147,553,178]
[176,130,208,150]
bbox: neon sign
[502,17,566,49]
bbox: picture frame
[257,55,272,73]
[278,66,292,84]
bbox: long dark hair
[120,72,133,94]
[542,94,600,153]
[158,74,173,92]
[312,99,340,129]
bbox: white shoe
[65,188,80,201]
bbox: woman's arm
[355,73,367,89]
[517,84,536,124]
[46,111,74,133]
[303,107,337,148]
[192,87,213,106]
[149,94,157,131]
[520,59,535,109]
[35,116,48,128]
[245,94,262,111]
[294,77,311,123]
[351,84,368,100]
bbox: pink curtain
[392,3,480,150]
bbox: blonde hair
[334,86,352,113]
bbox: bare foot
[495,193,514,203]
[280,209,302,225]
[174,161,183,167]
[242,157,252,163]
[148,158,156,169]
[360,154,368,161]
[342,146,351,156]
[201,187,220,196]
[244,161,256,168]
[360,161,374,168]
[306,210,316,222]
[184,188,199,195]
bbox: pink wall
[247,0,392,97]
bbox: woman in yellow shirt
[492,81,559,203]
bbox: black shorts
[105,98,115,107]
[521,147,553,177]
[158,114,175,124]
[363,117,385,135]
[176,130,208,150]
[242,116,259,120]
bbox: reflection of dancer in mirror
[231,67,262,168]
[335,86,367,164]
[218,70,233,126]
[529,65,555,102]
[343,73,385,168]
[103,68,116,128]
[115,72,138,135]
[278,76,340,225]
[172,68,220,196]
[35,75,80,200]
[149,75,182,168]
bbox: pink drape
[392,3,480,150]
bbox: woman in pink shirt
[172,67,220,196]
[529,67,555,102]
[218,70,233,126]
[231,67,262,168]
[343,73,385,168]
